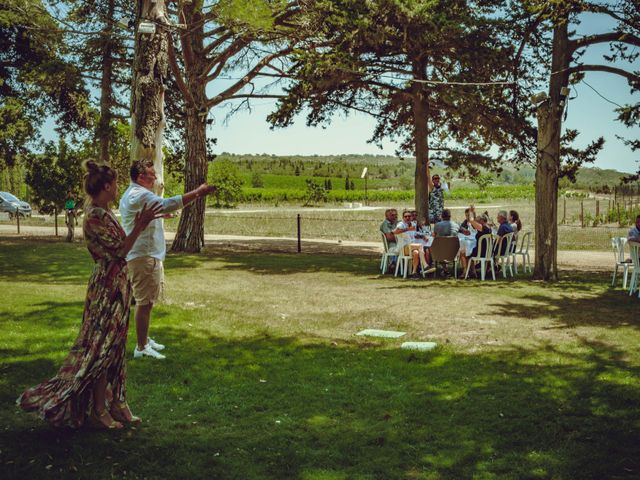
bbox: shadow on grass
[2,329,640,479]
[0,239,92,284]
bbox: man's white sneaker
[133,345,166,359]
[148,338,165,351]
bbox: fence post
[596,200,599,218]
[54,207,58,237]
[297,214,301,253]
[16,206,20,234]
[562,197,566,224]
[580,201,584,228]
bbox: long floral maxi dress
[17,206,132,428]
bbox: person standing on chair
[119,160,216,359]
[428,174,448,224]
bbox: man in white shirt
[119,160,215,359]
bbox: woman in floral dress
[18,161,162,429]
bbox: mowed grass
[1,238,640,479]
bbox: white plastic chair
[513,231,532,274]
[465,233,495,281]
[494,232,515,278]
[611,237,633,289]
[627,241,640,298]
[380,232,398,274]
[393,234,412,278]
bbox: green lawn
[1,238,639,479]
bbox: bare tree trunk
[412,59,430,223]
[533,18,569,280]
[98,0,115,163]
[130,0,169,194]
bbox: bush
[208,160,243,207]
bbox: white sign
[360,167,368,179]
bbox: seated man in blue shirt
[494,210,514,256]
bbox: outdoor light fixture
[138,21,156,34]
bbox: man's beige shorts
[128,256,164,306]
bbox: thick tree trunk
[533,18,570,280]
[534,102,560,279]
[411,60,429,223]
[171,4,209,253]
[130,0,169,194]
[171,108,208,252]
[98,0,115,163]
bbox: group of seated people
[380,206,523,278]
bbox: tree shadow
[0,239,92,284]
[2,330,639,479]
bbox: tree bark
[411,59,430,224]
[97,0,115,163]
[171,107,208,252]
[130,0,169,194]
[533,17,570,280]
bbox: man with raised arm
[119,160,216,359]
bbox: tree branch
[206,47,295,109]
[570,32,640,53]
[567,64,640,85]
[167,36,195,107]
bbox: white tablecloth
[458,233,476,255]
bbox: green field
[1,239,639,479]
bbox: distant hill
[217,152,633,188]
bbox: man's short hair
[402,209,412,217]
[130,160,154,182]
[637,214,640,221]
[497,210,508,219]
[385,208,397,217]
[441,209,451,220]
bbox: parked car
[0,191,32,218]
